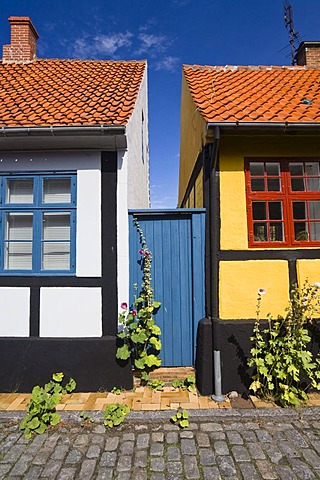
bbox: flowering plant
[248,281,320,407]
[116,218,161,382]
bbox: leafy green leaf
[52,372,64,382]
[116,344,131,360]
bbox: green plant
[171,408,189,428]
[172,375,196,392]
[148,379,165,391]
[80,411,94,425]
[116,217,162,382]
[103,403,130,428]
[19,373,76,439]
[248,281,320,407]
[111,387,124,395]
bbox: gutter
[0,125,126,137]
[207,122,320,132]
[207,126,224,403]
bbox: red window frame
[245,158,320,248]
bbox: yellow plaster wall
[179,75,207,205]
[219,260,290,319]
[296,259,320,286]
[195,168,203,208]
[219,135,320,250]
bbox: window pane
[42,213,70,241]
[4,242,32,269]
[305,162,319,176]
[307,177,320,191]
[293,202,306,220]
[294,223,308,241]
[289,163,304,176]
[266,163,280,176]
[270,223,283,241]
[253,223,267,241]
[310,223,320,241]
[6,179,33,203]
[291,178,305,191]
[252,202,266,220]
[269,202,282,220]
[267,178,281,191]
[309,201,320,220]
[43,178,71,203]
[42,242,70,270]
[250,162,264,176]
[251,178,265,191]
[6,213,33,240]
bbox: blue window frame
[0,172,76,275]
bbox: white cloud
[72,32,133,59]
[154,56,180,72]
[137,33,170,55]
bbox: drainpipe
[208,126,225,402]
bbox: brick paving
[1,368,320,412]
[0,408,319,479]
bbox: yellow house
[179,42,320,394]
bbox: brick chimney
[2,16,39,62]
[295,41,320,67]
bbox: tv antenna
[284,1,299,65]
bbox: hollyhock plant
[116,218,162,383]
[120,302,128,310]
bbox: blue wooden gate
[129,209,205,366]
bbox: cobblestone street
[0,408,319,479]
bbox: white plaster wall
[117,150,129,309]
[40,287,102,337]
[126,68,150,208]
[77,168,101,277]
[0,287,30,336]
[0,151,101,277]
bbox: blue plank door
[129,210,205,366]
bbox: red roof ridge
[183,64,319,71]
[0,58,147,65]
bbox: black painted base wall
[0,337,133,392]
[196,318,320,396]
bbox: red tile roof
[183,65,320,123]
[0,59,146,127]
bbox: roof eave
[0,125,127,151]
[207,121,320,134]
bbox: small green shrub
[80,411,94,425]
[172,375,196,392]
[111,387,124,395]
[148,379,165,391]
[171,409,189,428]
[19,372,76,439]
[103,403,130,428]
[248,281,320,407]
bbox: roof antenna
[284,1,299,65]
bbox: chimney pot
[2,16,39,63]
[295,41,320,68]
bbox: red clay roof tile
[0,59,146,127]
[183,65,320,123]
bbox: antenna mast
[284,1,299,65]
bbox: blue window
[0,173,76,275]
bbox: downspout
[208,126,224,402]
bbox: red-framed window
[245,158,320,247]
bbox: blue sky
[1,1,320,207]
